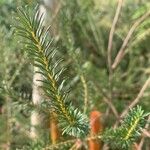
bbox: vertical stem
[50,112,59,144]
[112,10,150,69]
[107,0,123,101]
[81,75,88,114]
[89,111,103,150]
[137,115,150,149]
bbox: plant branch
[15,7,89,138]
[103,97,119,118]
[80,75,88,114]
[137,115,150,149]
[93,82,119,118]
[107,0,123,104]
[112,10,150,69]
[106,0,123,123]
[43,135,102,150]
[120,76,150,118]
[107,0,123,76]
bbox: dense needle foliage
[15,7,89,138]
[0,0,150,149]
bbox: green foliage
[102,106,149,149]
[0,0,150,149]
[15,7,89,138]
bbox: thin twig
[107,0,123,105]
[120,76,150,118]
[106,0,123,127]
[137,115,150,150]
[69,143,78,150]
[141,129,150,138]
[107,0,123,76]
[81,75,88,114]
[103,97,119,118]
[43,135,102,150]
[112,10,150,69]
[43,139,76,150]
[69,139,83,150]
[94,82,119,118]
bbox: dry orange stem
[89,111,103,150]
[50,113,59,144]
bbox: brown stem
[112,10,150,69]
[137,115,150,149]
[107,0,123,76]
[120,76,150,118]
[94,82,119,119]
[107,0,123,102]
[106,1,123,129]
[103,98,119,118]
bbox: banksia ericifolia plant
[14,5,150,149]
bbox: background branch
[112,10,150,69]
[107,0,123,75]
[137,115,150,150]
[107,0,123,102]
[121,76,150,118]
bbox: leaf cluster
[15,6,89,138]
[102,106,149,149]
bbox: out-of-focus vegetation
[0,0,150,149]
